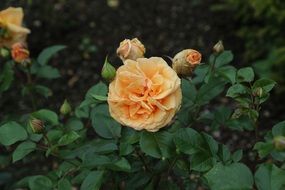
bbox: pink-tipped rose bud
[11,42,30,63]
[172,49,202,76]
[30,118,44,133]
[116,38,146,61]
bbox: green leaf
[217,65,236,84]
[174,128,204,155]
[272,121,285,136]
[237,67,254,82]
[58,131,80,146]
[232,149,243,162]
[81,171,104,190]
[37,45,66,65]
[12,141,36,162]
[196,77,225,105]
[92,94,108,101]
[66,117,84,131]
[191,151,216,172]
[253,78,276,93]
[28,175,53,190]
[181,79,197,102]
[0,122,28,146]
[218,144,231,163]
[205,162,253,190]
[34,85,52,98]
[106,157,131,172]
[91,104,121,139]
[32,109,59,126]
[86,82,108,100]
[215,50,234,67]
[0,61,14,93]
[226,84,248,98]
[254,142,274,158]
[255,164,285,190]
[58,178,72,190]
[140,131,175,159]
[36,65,60,79]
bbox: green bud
[60,99,72,115]
[274,136,285,150]
[213,40,224,54]
[101,57,116,82]
[30,118,45,133]
[0,48,10,58]
[253,87,263,97]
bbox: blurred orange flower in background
[0,7,30,48]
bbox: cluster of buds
[101,39,226,80]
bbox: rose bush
[1,7,285,190]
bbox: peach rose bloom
[108,57,182,132]
[11,42,30,63]
[116,38,146,61]
[0,7,30,48]
[172,49,202,76]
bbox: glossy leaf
[0,122,27,146]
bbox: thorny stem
[26,66,37,110]
[135,148,151,173]
[167,155,178,175]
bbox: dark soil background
[1,0,285,185]
[1,0,244,108]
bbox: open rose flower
[116,38,146,61]
[172,49,202,76]
[108,57,182,132]
[0,7,30,48]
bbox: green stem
[26,67,37,110]
[135,148,151,173]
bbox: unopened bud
[30,118,44,133]
[101,57,116,81]
[0,48,9,58]
[213,40,224,53]
[172,49,202,76]
[274,136,285,150]
[11,43,30,64]
[116,38,145,61]
[60,99,72,115]
[253,87,263,97]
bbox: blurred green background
[1,0,284,121]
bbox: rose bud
[213,40,224,54]
[30,118,44,133]
[116,38,146,61]
[101,57,116,81]
[172,49,202,76]
[11,42,30,63]
[274,136,285,151]
[253,87,263,98]
[60,99,72,115]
